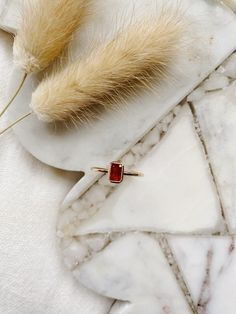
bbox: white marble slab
[4,0,236,196]
[169,236,236,314]
[74,233,191,313]
[192,78,236,233]
[69,106,222,235]
[109,300,166,314]
[0,0,19,34]
[57,49,236,314]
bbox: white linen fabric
[0,30,111,314]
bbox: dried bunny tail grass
[31,10,185,123]
[13,0,90,74]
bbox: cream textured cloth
[0,30,110,314]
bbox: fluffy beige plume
[13,0,90,73]
[31,11,184,123]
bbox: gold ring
[91,161,143,184]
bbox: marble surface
[57,102,223,311]
[58,12,236,314]
[74,106,222,235]
[75,233,191,313]
[191,77,236,233]
[0,0,19,33]
[188,51,236,233]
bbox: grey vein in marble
[169,236,236,314]
[192,78,236,232]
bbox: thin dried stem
[0,111,32,136]
[0,73,27,119]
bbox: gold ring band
[91,161,143,184]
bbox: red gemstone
[109,161,124,183]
